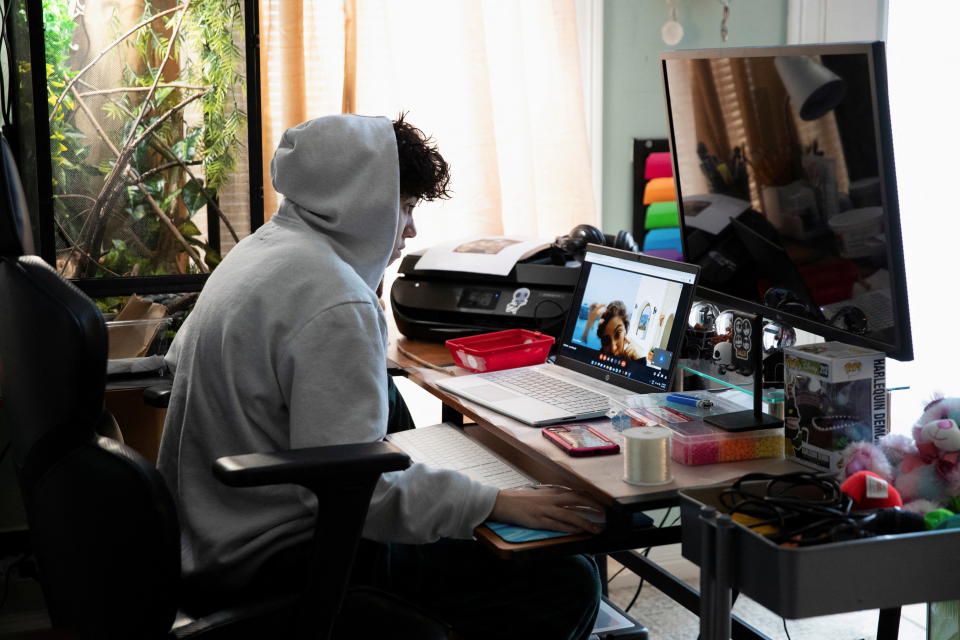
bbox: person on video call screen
[596,301,643,360]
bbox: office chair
[0,134,453,639]
[0,131,34,257]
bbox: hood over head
[270,114,399,289]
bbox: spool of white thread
[622,426,673,486]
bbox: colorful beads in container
[668,421,784,465]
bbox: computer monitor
[660,42,913,360]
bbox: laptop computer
[436,244,701,425]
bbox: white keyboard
[480,369,611,415]
[386,423,532,490]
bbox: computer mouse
[566,506,606,526]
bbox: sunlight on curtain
[884,2,960,430]
[258,0,596,245]
[259,1,345,220]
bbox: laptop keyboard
[480,369,611,415]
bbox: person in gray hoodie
[158,113,602,639]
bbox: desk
[388,336,812,638]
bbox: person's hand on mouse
[490,486,605,534]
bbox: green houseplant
[44,0,248,281]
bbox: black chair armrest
[212,441,412,640]
[143,382,172,408]
[386,358,408,377]
[213,441,410,489]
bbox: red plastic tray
[445,329,555,373]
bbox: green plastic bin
[644,201,679,229]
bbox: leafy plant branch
[77,83,208,98]
[74,75,239,245]
[54,216,123,278]
[68,85,209,275]
[91,0,193,244]
[133,159,202,185]
[47,3,185,122]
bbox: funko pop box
[783,342,886,474]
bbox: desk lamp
[774,55,846,121]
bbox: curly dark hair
[393,112,452,201]
[598,300,629,348]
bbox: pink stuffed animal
[840,395,960,513]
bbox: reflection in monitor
[660,42,913,360]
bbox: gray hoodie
[157,115,499,585]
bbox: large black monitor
[660,42,913,361]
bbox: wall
[601,0,789,234]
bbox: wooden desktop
[388,335,805,513]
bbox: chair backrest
[0,132,36,256]
[0,256,181,639]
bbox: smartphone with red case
[542,424,620,456]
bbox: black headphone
[553,224,640,260]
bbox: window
[17,0,263,295]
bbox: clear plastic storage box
[666,421,783,465]
[609,391,783,466]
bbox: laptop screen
[555,245,700,393]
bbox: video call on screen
[558,262,688,390]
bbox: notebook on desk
[386,423,601,542]
[437,245,700,426]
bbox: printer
[390,251,580,342]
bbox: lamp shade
[774,55,846,121]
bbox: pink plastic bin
[445,329,555,373]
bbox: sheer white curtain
[258,0,598,248]
[884,2,960,429]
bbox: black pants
[253,537,602,640]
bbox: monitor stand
[704,312,784,432]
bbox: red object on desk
[840,470,903,510]
[542,424,620,456]
[445,329,554,373]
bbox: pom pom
[840,471,903,510]
[921,393,947,416]
[917,396,960,426]
[877,432,917,469]
[840,441,893,479]
[896,465,947,505]
[903,498,943,516]
[943,462,960,497]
